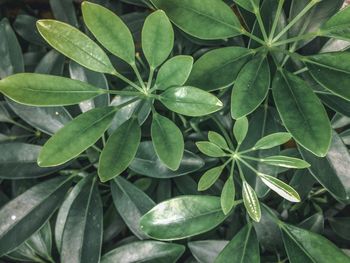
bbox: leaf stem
[269,0,285,41]
[131,63,147,90]
[146,67,155,91]
[254,8,268,41]
[273,32,318,47]
[211,115,235,150]
[242,29,266,46]
[272,0,319,42]
[112,70,144,93]
[10,120,35,133]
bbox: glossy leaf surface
[242,181,261,222]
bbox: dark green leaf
[140,195,228,240]
[208,131,229,150]
[253,132,291,150]
[221,176,235,215]
[196,141,226,157]
[329,217,350,240]
[99,117,141,182]
[233,117,248,144]
[198,165,224,191]
[320,6,350,41]
[189,240,228,263]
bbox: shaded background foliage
[0,0,350,263]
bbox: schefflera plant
[0,2,223,182]
[196,117,309,221]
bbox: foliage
[0,0,350,262]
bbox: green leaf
[187,47,254,91]
[198,165,224,191]
[151,0,241,40]
[233,117,248,144]
[142,10,174,68]
[281,224,350,263]
[60,175,103,263]
[329,217,350,240]
[151,113,184,170]
[196,141,226,157]
[253,132,291,150]
[0,176,73,256]
[0,143,62,179]
[99,117,141,182]
[82,1,135,65]
[208,131,229,150]
[305,52,350,101]
[320,6,350,41]
[189,240,228,263]
[215,224,260,263]
[101,241,185,263]
[130,141,204,178]
[36,19,115,74]
[160,86,223,117]
[234,0,259,13]
[231,55,270,119]
[299,131,350,201]
[0,18,24,78]
[221,176,235,215]
[272,69,331,157]
[155,55,193,90]
[260,156,310,169]
[0,73,105,106]
[140,195,228,240]
[38,107,116,167]
[242,181,261,222]
[111,177,155,239]
[258,174,301,202]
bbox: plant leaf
[234,0,260,13]
[187,47,254,91]
[253,132,291,150]
[60,175,103,263]
[151,113,184,170]
[189,240,228,263]
[233,117,248,144]
[37,19,115,74]
[320,6,350,41]
[142,10,174,68]
[305,52,350,101]
[151,0,242,40]
[140,195,228,240]
[101,241,185,263]
[0,176,73,256]
[196,141,226,157]
[281,223,350,263]
[38,107,116,167]
[260,156,310,169]
[0,73,105,106]
[198,165,224,191]
[231,55,270,119]
[242,181,261,222]
[208,131,229,150]
[259,174,301,202]
[221,176,235,215]
[215,224,260,263]
[272,69,331,157]
[99,117,141,182]
[155,55,193,90]
[82,1,135,65]
[160,86,223,116]
[111,177,155,239]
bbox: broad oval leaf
[215,224,260,263]
[60,175,103,263]
[82,1,135,65]
[111,177,155,239]
[0,73,105,106]
[101,241,185,263]
[305,52,350,101]
[320,6,350,41]
[242,181,261,222]
[259,174,301,202]
[260,156,310,169]
[281,224,350,263]
[155,55,193,90]
[130,141,204,178]
[221,176,235,215]
[140,195,228,240]
[253,132,291,150]
[0,143,62,179]
[196,141,226,157]
[151,0,242,40]
[188,240,228,263]
[160,86,223,117]
[208,131,229,150]
[187,47,254,91]
[142,10,174,68]
[38,107,117,167]
[233,117,249,144]
[36,19,115,74]
[151,113,184,170]
[98,117,141,182]
[0,176,73,256]
[198,165,224,191]
[231,55,270,119]
[272,69,331,157]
